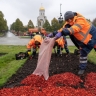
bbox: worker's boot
[78,49,87,75]
[78,69,85,75]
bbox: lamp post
[58,4,63,23]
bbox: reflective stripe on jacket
[58,13,92,45]
[27,35,43,49]
[68,16,92,44]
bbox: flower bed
[0,72,96,96]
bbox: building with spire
[37,6,47,28]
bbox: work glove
[54,32,62,40]
[26,50,31,56]
[65,24,71,28]
[47,33,53,37]
[53,31,58,36]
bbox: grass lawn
[19,36,30,38]
[0,45,27,87]
[0,45,96,87]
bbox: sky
[0,0,96,27]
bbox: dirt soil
[1,53,96,89]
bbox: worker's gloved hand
[26,50,31,56]
[54,32,62,40]
[47,33,53,37]
[65,24,71,28]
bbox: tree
[23,25,28,32]
[51,18,60,32]
[0,11,4,18]
[15,18,24,32]
[0,11,8,32]
[92,18,96,26]
[10,22,15,30]
[4,19,8,31]
[27,20,34,29]
[0,15,5,31]
[58,20,65,29]
[43,19,51,32]
[87,19,91,22]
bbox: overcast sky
[0,0,96,27]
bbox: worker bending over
[53,36,69,55]
[26,34,43,58]
[48,11,96,75]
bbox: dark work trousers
[79,38,96,70]
[32,48,36,57]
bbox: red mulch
[0,53,96,96]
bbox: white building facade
[37,6,47,28]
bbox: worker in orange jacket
[53,36,69,55]
[26,34,43,58]
[48,11,96,75]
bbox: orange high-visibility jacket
[27,35,43,50]
[55,37,65,48]
[58,13,92,45]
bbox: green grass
[68,46,96,64]
[0,45,96,87]
[20,36,30,38]
[88,50,96,64]
[0,45,27,87]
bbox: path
[0,31,74,46]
